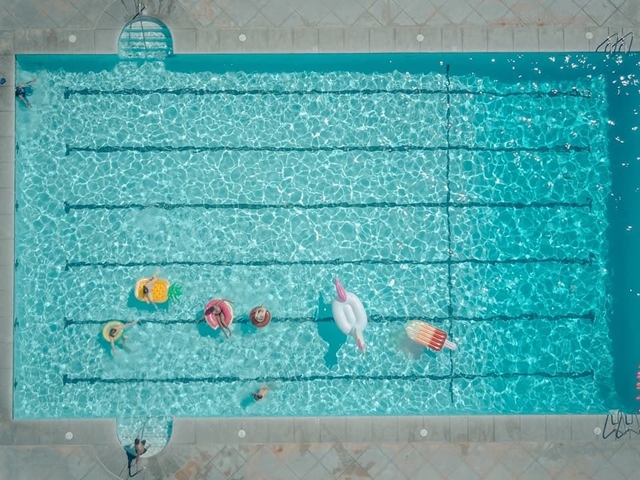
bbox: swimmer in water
[15,78,36,107]
[108,320,138,355]
[252,385,269,401]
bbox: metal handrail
[595,32,634,53]
[131,2,148,55]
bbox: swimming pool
[13,52,640,419]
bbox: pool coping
[1,19,639,477]
[0,414,619,445]
[2,25,639,55]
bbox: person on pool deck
[108,320,138,355]
[15,78,36,108]
[125,438,151,476]
[196,301,232,339]
[253,385,269,401]
[142,272,159,309]
[134,438,150,464]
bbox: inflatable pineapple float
[134,276,182,304]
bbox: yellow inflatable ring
[102,321,124,342]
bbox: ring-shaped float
[102,321,124,342]
[249,306,271,328]
[204,299,234,330]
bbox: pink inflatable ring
[204,299,234,330]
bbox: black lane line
[445,64,455,404]
[62,311,595,328]
[61,370,595,386]
[63,86,592,99]
[63,255,596,271]
[63,199,594,213]
[64,144,591,155]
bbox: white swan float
[332,277,367,353]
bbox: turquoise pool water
[13,53,640,419]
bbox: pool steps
[116,415,171,457]
[119,18,173,60]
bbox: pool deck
[1,0,639,478]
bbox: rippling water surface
[13,53,634,418]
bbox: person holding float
[196,298,234,339]
[332,277,367,353]
[102,320,138,355]
[134,272,182,308]
[249,305,271,328]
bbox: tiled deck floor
[1,439,640,479]
[1,0,639,478]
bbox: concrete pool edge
[3,26,640,55]
[0,25,640,54]
[166,415,617,444]
[0,52,14,427]
[0,414,632,446]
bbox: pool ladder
[595,32,634,53]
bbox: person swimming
[108,320,138,355]
[253,385,269,401]
[15,78,36,107]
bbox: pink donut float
[204,299,234,330]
